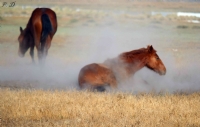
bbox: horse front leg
[30,45,35,64]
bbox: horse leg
[33,21,43,64]
[30,45,35,63]
[35,41,45,65]
[40,42,46,64]
[35,44,43,65]
[94,86,106,92]
[41,35,51,64]
[45,36,51,57]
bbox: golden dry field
[1,88,200,127]
[0,1,200,126]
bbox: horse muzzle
[159,71,166,75]
[18,50,24,57]
[159,68,166,75]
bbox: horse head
[18,27,32,57]
[145,45,166,75]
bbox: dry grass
[0,88,200,127]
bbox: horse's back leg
[40,35,51,65]
[94,86,106,92]
[33,21,42,63]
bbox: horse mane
[119,46,156,63]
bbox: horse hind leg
[39,14,53,65]
[37,36,50,66]
[94,86,106,92]
[80,83,106,92]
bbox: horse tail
[40,13,52,52]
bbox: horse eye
[156,57,159,60]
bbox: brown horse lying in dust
[18,8,57,64]
[78,45,166,92]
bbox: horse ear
[20,27,23,33]
[147,45,154,53]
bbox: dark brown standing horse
[78,45,166,92]
[18,8,57,64]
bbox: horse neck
[121,52,149,76]
[24,27,30,33]
[24,28,33,44]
